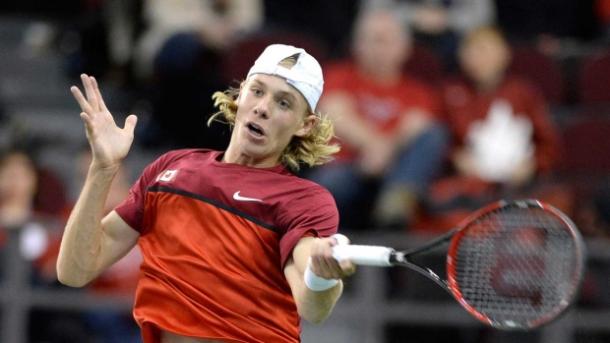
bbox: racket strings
[451,206,581,329]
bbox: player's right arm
[57,74,139,287]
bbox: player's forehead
[247,74,308,106]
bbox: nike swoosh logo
[233,191,263,202]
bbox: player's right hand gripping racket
[333,200,586,330]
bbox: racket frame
[387,199,586,330]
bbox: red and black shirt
[115,149,339,343]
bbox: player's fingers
[88,75,101,112]
[80,112,94,137]
[81,74,100,112]
[325,261,344,279]
[331,234,350,246]
[90,76,108,112]
[309,236,348,278]
[123,114,138,135]
[315,254,342,279]
[311,237,333,257]
[310,255,333,279]
[79,111,91,123]
[71,86,94,114]
[326,255,351,278]
[338,259,357,277]
[322,237,346,276]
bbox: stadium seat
[578,49,610,105]
[404,43,444,85]
[559,113,610,175]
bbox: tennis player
[57,44,355,343]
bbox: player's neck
[222,146,280,169]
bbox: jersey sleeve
[114,150,187,232]
[277,186,339,268]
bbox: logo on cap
[278,53,301,69]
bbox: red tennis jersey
[115,149,339,343]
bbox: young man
[311,9,447,230]
[57,44,355,343]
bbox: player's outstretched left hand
[70,73,138,171]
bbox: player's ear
[295,113,318,138]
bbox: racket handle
[332,245,394,267]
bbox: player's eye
[278,98,291,110]
[251,87,263,97]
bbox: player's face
[228,74,316,167]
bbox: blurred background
[0,0,609,342]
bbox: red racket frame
[445,199,586,329]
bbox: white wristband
[304,258,339,291]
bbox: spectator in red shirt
[418,26,563,232]
[309,8,448,230]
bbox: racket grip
[332,245,394,267]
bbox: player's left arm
[284,236,355,324]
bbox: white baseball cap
[247,44,324,111]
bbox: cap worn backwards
[247,44,324,112]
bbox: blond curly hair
[207,84,340,171]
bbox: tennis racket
[332,199,586,330]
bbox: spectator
[308,8,448,230]
[0,130,68,219]
[0,149,62,281]
[0,149,41,231]
[418,26,563,232]
[135,0,263,80]
[135,0,264,149]
[363,0,496,70]
[0,149,90,342]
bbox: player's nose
[253,97,270,119]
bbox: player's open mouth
[247,122,265,137]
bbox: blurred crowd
[1,0,610,342]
